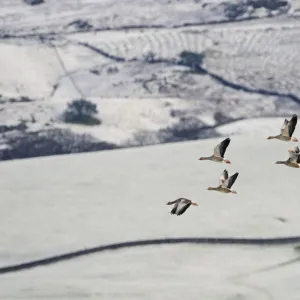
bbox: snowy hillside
[1,134,300,299]
[0,0,300,161]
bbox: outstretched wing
[170,199,191,216]
[289,153,300,164]
[170,202,179,215]
[288,146,300,156]
[176,202,192,216]
[281,119,289,137]
[224,172,239,189]
[214,138,231,158]
[219,169,229,186]
[288,114,297,137]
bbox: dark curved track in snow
[1,236,300,275]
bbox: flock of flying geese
[166,114,299,216]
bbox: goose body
[207,169,239,194]
[267,114,298,142]
[166,198,198,216]
[275,146,300,168]
[199,138,231,163]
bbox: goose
[199,138,231,163]
[207,169,239,194]
[166,198,198,216]
[267,114,298,142]
[275,146,300,168]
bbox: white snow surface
[1,2,300,296]
[1,133,300,299]
[0,0,295,35]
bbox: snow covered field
[1,133,300,299]
[0,0,300,160]
[1,1,300,296]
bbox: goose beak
[191,202,198,206]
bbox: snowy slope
[1,132,300,299]
[0,0,300,160]
[0,0,294,35]
[1,1,300,298]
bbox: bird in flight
[207,169,239,194]
[166,198,198,216]
[266,114,298,142]
[198,138,231,163]
[275,146,300,168]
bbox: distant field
[0,0,299,161]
